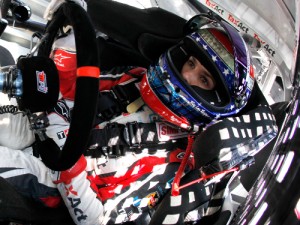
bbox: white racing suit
[0,55,194,225]
[0,97,60,208]
[0,95,35,150]
[45,64,194,224]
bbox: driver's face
[181,56,216,90]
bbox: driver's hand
[0,112,35,149]
[0,94,35,149]
[44,0,87,21]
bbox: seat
[87,0,187,70]
[148,82,278,225]
[239,101,289,191]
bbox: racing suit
[47,50,194,224]
[0,42,194,225]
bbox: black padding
[192,82,277,169]
[194,210,231,225]
[138,32,183,62]
[97,37,151,70]
[216,211,232,225]
[16,56,59,113]
[37,2,99,171]
[87,0,186,63]
[87,0,186,48]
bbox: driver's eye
[200,76,209,86]
[187,57,195,68]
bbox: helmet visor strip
[220,20,254,101]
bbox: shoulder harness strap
[85,122,189,158]
[95,78,142,124]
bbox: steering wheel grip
[37,2,99,171]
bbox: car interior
[0,0,298,225]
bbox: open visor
[166,19,251,114]
[167,35,231,110]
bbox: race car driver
[0,1,256,225]
[43,11,255,225]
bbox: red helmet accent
[140,75,192,130]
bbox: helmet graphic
[140,15,255,130]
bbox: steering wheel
[36,2,99,171]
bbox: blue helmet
[140,16,255,130]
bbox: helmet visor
[166,30,232,111]
[166,17,252,114]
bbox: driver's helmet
[140,16,255,130]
